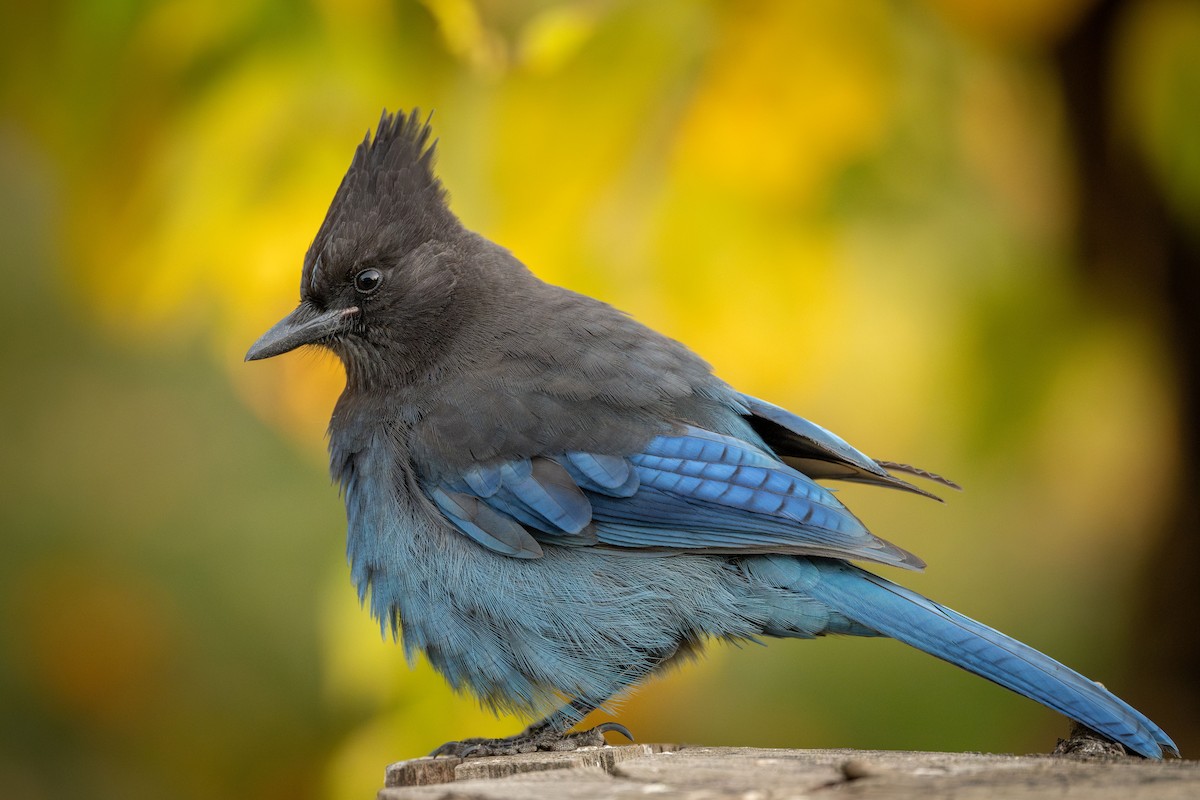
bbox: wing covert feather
[421,426,922,569]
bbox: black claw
[594,721,635,742]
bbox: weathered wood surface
[379,744,1199,799]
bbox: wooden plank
[380,745,1200,799]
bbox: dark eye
[353,268,382,294]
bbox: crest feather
[355,108,443,196]
[304,108,457,296]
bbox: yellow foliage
[677,1,892,205]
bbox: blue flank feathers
[371,395,1177,758]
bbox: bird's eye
[353,268,383,294]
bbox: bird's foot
[430,721,634,758]
[1053,721,1131,759]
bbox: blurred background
[2,0,1198,797]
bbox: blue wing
[420,399,926,569]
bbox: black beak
[245,303,359,361]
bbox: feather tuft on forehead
[302,108,458,297]
[355,109,443,195]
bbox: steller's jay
[246,109,1177,759]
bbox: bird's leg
[429,698,634,758]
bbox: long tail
[800,558,1178,759]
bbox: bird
[246,108,1177,760]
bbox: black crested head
[302,109,460,303]
[246,109,479,384]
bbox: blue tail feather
[797,558,1177,759]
